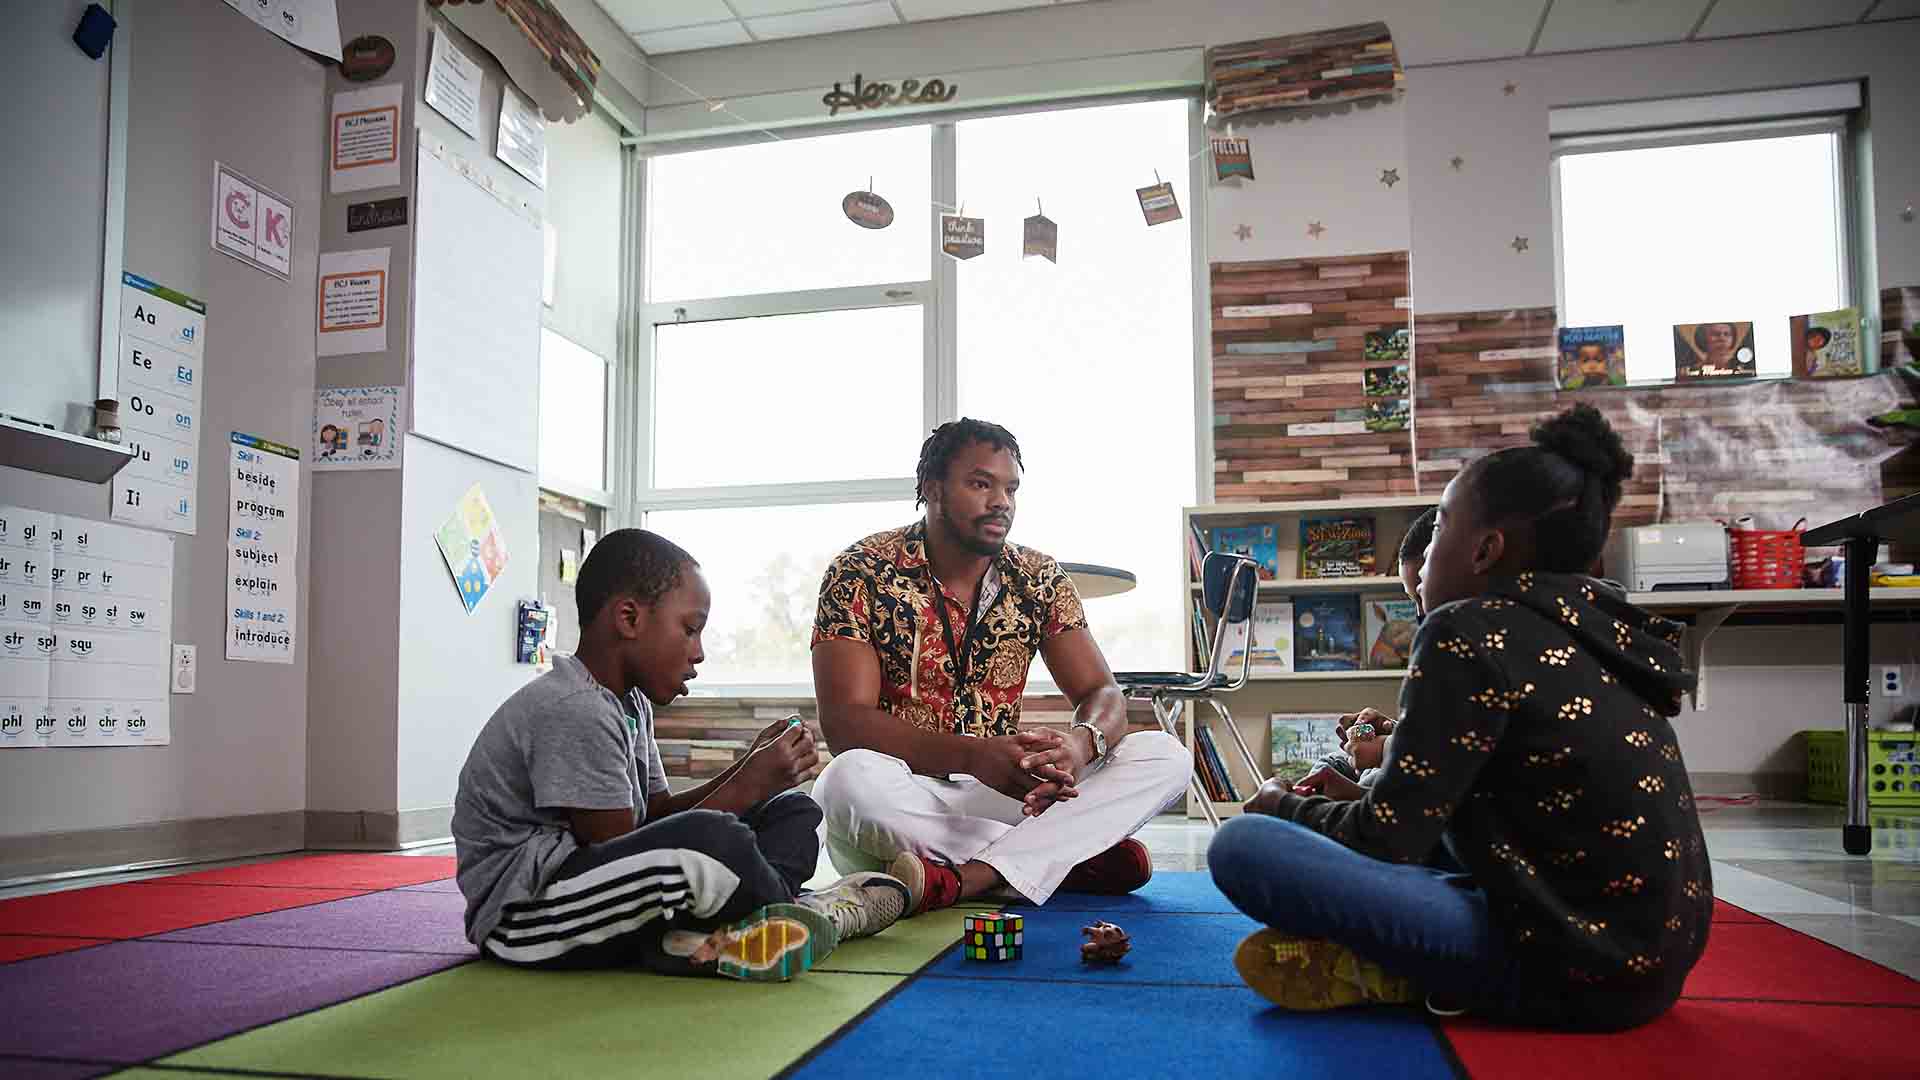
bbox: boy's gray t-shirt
[452,654,671,944]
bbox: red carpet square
[1711,899,1765,923]
[0,882,363,939]
[1445,1000,1917,1079]
[161,853,456,890]
[1682,922,1920,1005]
[0,935,111,964]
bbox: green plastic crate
[1805,730,1920,807]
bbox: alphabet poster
[0,506,174,748]
[211,162,295,280]
[226,433,301,664]
[112,273,207,536]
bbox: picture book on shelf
[1673,321,1756,381]
[1556,325,1627,389]
[1791,308,1864,379]
[1299,516,1376,579]
[1247,601,1294,675]
[1364,397,1410,433]
[1363,363,1409,398]
[1363,328,1409,364]
[1269,712,1343,786]
[1211,523,1281,580]
[1293,594,1362,672]
[1365,597,1420,669]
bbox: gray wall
[1,0,112,434]
[542,109,625,362]
[1,0,321,842]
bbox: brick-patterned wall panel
[1414,306,1914,532]
[1211,252,1417,502]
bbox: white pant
[811,730,1190,905]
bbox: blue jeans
[1209,814,1513,1007]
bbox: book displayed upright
[1269,712,1344,787]
[1365,597,1420,669]
[1556,325,1627,389]
[1299,516,1376,578]
[1247,601,1295,676]
[1674,321,1756,381]
[1293,593,1362,672]
[1211,523,1281,579]
[1791,307,1864,379]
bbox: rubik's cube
[963,911,1023,961]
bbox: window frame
[617,92,1210,692]
[1549,112,1862,383]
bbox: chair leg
[1208,697,1265,792]
[1154,694,1219,828]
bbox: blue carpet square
[1020,870,1240,914]
[926,909,1256,986]
[788,980,1453,1080]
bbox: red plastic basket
[1729,518,1807,590]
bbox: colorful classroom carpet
[0,855,1915,1078]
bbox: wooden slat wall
[1210,252,1416,502]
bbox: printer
[1603,524,1730,592]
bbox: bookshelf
[1177,494,1438,818]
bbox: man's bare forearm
[819,702,981,777]
[1070,683,1129,768]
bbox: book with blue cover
[1557,325,1627,389]
[1293,594,1362,672]
[1211,523,1281,580]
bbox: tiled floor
[6,802,1916,981]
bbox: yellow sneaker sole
[1232,930,1415,1011]
[711,904,839,982]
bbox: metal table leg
[1842,536,1874,856]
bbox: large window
[1554,118,1854,383]
[637,98,1197,689]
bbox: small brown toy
[1080,921,1132,965]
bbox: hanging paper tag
[1136,181,1182,226]
[1212,136,1254,181]
[842,190,895,229]
[941,214,985,260]
[1022,214,1057,263]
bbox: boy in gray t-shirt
[452,529,907,980]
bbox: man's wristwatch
[1071,720,1108,765]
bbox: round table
[1061,562,1136,599]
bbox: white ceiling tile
[1387,0,1551,65]
[634,20,755,54]
[746,1,900,41]
[1865,0,1920,18]
[895,0,1046,19]
[1698,0,1877,37]
[728,0,865,17]
[1535,0,1711,53]
[595,0,737,34]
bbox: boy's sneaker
[703,903,839,982]
[1232,930,1416,1011]
[1059,838,1153,894]
[797,872,910,941]
[886,851,963,916]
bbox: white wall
[1209,96,1411,261]
[1,0,321,838]
[1404,20,1920,314]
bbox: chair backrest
[1201,551,1260,690]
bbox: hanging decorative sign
[1023,211,1057,263]
[1212,136,1254,181]
[339,34,396,82]
[822,73,959,117]
[842,189,894,230]
[1136,180,1183,226]
[941,213,985,260]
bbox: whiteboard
[411,146,541,473]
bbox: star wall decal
[1234,223,1253,241]
[1450,155,1465,171]
[1511,235,1529,253]
[1307,221,1326,239]
[1380,168,1400,188]
[1503,81,1517,96]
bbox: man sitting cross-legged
[809,419,1190,915]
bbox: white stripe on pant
[811,729,1189,905]
[485,847,740,965]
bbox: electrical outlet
[1880,665,1905,699]
[172,644,196,694]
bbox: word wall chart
[226,433,301,663]
[0,506,174,748]
[113,273,207,535]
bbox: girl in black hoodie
[1210,404,1708,1031]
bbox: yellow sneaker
[1232,930,1416,1011]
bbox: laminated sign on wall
[113,273,206,536]
[0,506,174,748]
[227,434,301,664]
[212,162,295,279]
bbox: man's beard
[943,506,1008,557]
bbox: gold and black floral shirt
[810,521,1087,738]
[1270,573,1710,1017]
